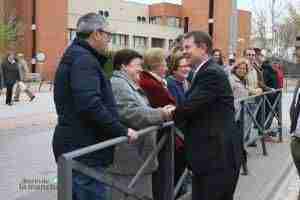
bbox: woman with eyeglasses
[166,51,192,198]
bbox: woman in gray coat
[109,49,173,200]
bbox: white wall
[68,0,183,50]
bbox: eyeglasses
[96,28,112,39]
[179,64,190,68]
[247,54,256,57]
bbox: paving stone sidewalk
[0,89,294,200]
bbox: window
[138,16,146,23]
[149,16,161,25]
[169,40,174,50]
[151,38,164,48]
[167,17,181,27]
[68,29,77,42]
[99,10,109,18]
[184,17,189,33]
[112,33,129,48]
[133,36,147,49]
[176,18,181,27]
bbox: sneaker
[247,142,257,147]
[30,96,35,102]
[264,135,278,143]
[268,131,277,137]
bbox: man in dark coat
[290,79,300,200]
[2,53,20,105]
[52,13,138,200]
[173,31,242,200]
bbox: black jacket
[290,82,300,134]
[1,58,20,86]
[174,59,242,175]
[262,61,278,89]
[52,38,127,167]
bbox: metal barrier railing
[58,122,175,200]
[236,89,283,175]
[57,89,283,200]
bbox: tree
[251,0,287,54]
[277,3,300,59]
[0,14,23,57]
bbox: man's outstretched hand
[127,128,139,143]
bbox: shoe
[30,96,35,102]
[247,142,257,147]
[268,131,277,137]
[7,102,13,106]
[264,135,278,143]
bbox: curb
[258,157,294,200]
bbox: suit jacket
[290,81,300,133]
[174,59,242,175]
[109,70,164,175]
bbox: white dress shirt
[191,58,210,83]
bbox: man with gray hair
[52,13,138,200]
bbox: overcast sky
[126,0,251,11]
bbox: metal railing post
[165,126,175,200]
[261,95,267,156]
[57,155,72,200]
[240,100,248,175]
[278,90,283,142]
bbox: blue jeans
[72,166,111,200]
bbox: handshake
[160,104,176,122]
[126,104,176,143]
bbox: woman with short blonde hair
[143,48,167,71]
[139,48,176,200]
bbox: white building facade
[68,0,184,52]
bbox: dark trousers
[5,84,14,104]
[152,128,174,200]
[174,148,186,185]
[291,136,300,177]
[192,167,240,200]
[72,166,110,200]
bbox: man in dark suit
[52,13,138,200]
[290,80,300,200]
[173,31,242,200]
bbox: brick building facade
[0,0,251,80]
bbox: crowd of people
[0,52,36,105]
[52,12,285,200]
